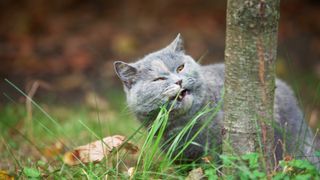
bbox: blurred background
[0,0,319,103]
[0,0,319,172]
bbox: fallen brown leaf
[201,155,213,163]
[63,135,139,166]
[284,154,293,162]
[0,170,14,180]
[43,141,65,158]
[127,167,135,178]
[122,142,139,154]
[186,167,204,180]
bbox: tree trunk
[223,0,280,174]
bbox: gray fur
[114,34,319,166]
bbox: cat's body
[114,34,319,166]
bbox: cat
[114,34,319,166]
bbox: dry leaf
[127,167,135,178]
[64,135,124,165]
[0,170,14,180]
[122,142,139,154]
[284,154,293,162]
[201,155,213,163]
[43,141,65,158]
[186,167,204,180]
[63,135,139,166]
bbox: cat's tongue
[177,89,188,101]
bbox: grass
[0,81,142,178]
[1,66,320,179]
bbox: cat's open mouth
[170,89,189,102]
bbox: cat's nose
[175,80,182,86]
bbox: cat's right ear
[114,61,137,89]
[164,33,184,53]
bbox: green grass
[0,81,142,178]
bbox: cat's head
[114,34,206,121]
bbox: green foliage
[204,168,219,180]
[220,153,320,179]
[23,167,41,178]
[273,159,320,179]
[220,153,267,179]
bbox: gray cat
[114,34,319,166]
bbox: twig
[25,80,52,140]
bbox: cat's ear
[164,33,184,53]
[114,61,137,89]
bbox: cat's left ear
[114,61,137,89]
[164,33,184,53]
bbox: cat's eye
[153,77,166,81]
[176,64,185,73]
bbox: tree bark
[223,0,280,174]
